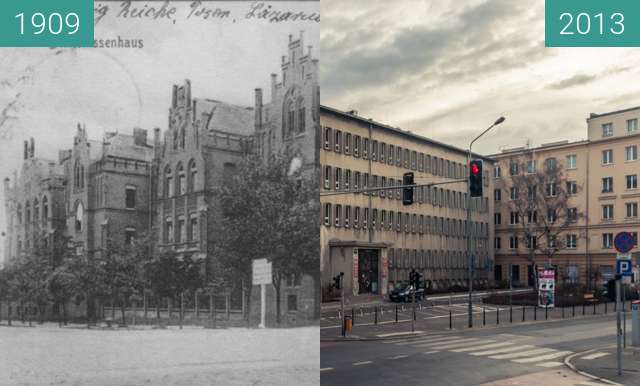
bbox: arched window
[42,196,48,220]
[296,98,305,133]
[74,159,80,189]
[75,201,84,232]
[33,199,39,221]
[17,204,22,224]
[164,165,173,198]
[287,100,295,134]
[25,202,31,223]
[187,159,197,193]
[176,162,185,196]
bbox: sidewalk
[569,345,640,385]
[321,287,534,311]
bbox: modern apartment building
[492,106,640,287]
[320,106,495,298]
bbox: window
[627,175,638,189]
[188,160,197,192]
[334,204,342,227]
[287,295,297,311]
[323,203,331,226]
[566,155,577,169]
[42,196,48,219]
[354,207,360,228]
[510,212,519,225]
[334,168,341,190]
[371,140,378,161]
[602,204,614,220]
[566,234,577,249]
[526,235,537,250]
[602,149,613,164]
[527,160,536,174]
[627,202,638,218]
[344,133,351,154]
[125,228,136,245]
[323,127,331,150]
[388,145,394,165]
[545,183,557,197]
[628,119,638,134]
[125,186,136,209]
[527,210,538,223]
[354,171,360,192]
[165,218,173,243]
[323,166,331,190]
[626,145,638,161]
[404,149,410,168]
[74,202,83,233]
[165,166,174,197]
[548,235,557,249]
[344,169,351,191]
[353,135,360,157]
[380,143,386,162]
[494,237,501,249]
[334,130,342,152]
[509,236,519,249]
[33,199,39,221]
[602,177,613,193]
[176,217,185,243]
[567,208,578,222]
[567,181,577,195]
[363,208,369,229]
[189,216,199,241]
[603,233,613,248]
[344,206,351,228]
[494,213,502,225]
[602,123,613,137]
[363,138,369,159]
[509,162,518,176]
[547,209,557,223]
[176,163,186,195]
[509,187,518,200]
[494,166,501,178]
[494,189,501,201]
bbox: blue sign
[614,232,635,254]
[617,259,633,277]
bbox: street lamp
[467,116,506,328]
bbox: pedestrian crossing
[387,334,573,368]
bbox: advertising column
[352,248,359,296]
[537,267,556,308]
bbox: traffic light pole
[341,276,345,338]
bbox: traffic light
[402,172,414,206]
[469,159,483,197]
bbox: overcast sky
[321,0,640,155]
[0,1,319,263]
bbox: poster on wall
[537,268,556,308]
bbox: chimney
[133,128,148,146]
[172,85,178,108]
[271,73,277,99]
[185,79,192,108]
[23,141,28,160]
[254,88,263,132]
[29,137,35,158]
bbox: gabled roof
[195,98,254,136]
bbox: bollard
[632,300,640,347]
[483,307,486,326]
[545,306,548,320]
[510,306,513,323]
[413,307,416,321]
[374,307,378,325]
[497,307,500,325]
[449,309,452,329]
[395,305,398,323]
[522,306,525,322]
[534,305,537,321]
[572,304,575,318]
[352,308,355,326]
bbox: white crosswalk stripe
[581,352,610,360]
[415,338,480,348]
[470,344,535,356]
[427,339,492,351]
[394,335,455,346]
[512,350,572,363]
[489,348,555,360]
[450,341,514,353]
[535,361,564,368]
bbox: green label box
[546,0,640,47]
[0,0,93,47]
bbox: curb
[564,346,623,386]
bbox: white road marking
[581,352,610,360]
[353,361,373,366]
[535,361,564,368]
[470,345,535,356]
[416,338,481,348]
[428,339,492,351]
[512,351,572,363]
[377,331,425,338]
[489,348,554,360]
[320,367,334,372]
[423,350,439,355]
[396,335,461,346]
[390,355,409,360]
[451,341,514,352]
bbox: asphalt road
[321,313,628,386]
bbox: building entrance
[358,249,379,294]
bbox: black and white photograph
[0,1,320,385]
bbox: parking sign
[617,259,633,277]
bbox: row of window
[14,196,49,225]
[601,203,639,220]
[602,119,638,137]
[387,248,490,270]
[323,203,490,238]
[494,182,570,202]
[323,165,489,212]
[322,126,472,179]
[495,208,578,226]
[602,175,638,193]
[495,232,638,250]
[163,215,200,245]
[602,146,638,164]
[164,159,198,198]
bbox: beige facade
[320,106,495,298]
[492,106,640,287]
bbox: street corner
[476,369,605,386]
[568,346,640,386]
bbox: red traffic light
[470,162,480,175]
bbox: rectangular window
[354,172,360,192]
[344,169,351,191]
[494,189,501,201]
[418,153,424,171]
[411,151,417,170]
[526,235,537,250]
[371,140,378,161]
[125,228,136,245]
[528,186,537,200]
[602,149,613,164]
[510,187,518,200]
[545,183,557,197]
[404,149,410,168]
[566,155,577,169]
[334,130,342,153]
[344,206,351,228]
[323,203,331,226]
[510,212,519,225]
[354,136,360,157]
[323,166,331,190]
[363,208,369,229]
[602,204,614,220]
[363,138,369,159]
[567,208,578,222]
[354,207,360,228]
[165,219,173,243]
[344,133,351,154]
[567,181,577,195]
[494,166,501,178]
[125,186,136,209]
[494,237,501,249]
[602,123,613,137]
[335,204,342,227]
[628,119,638,134]
[388,144,394,165]
[527,160,536,173]
[509,236,518,249]
[527,210,537,223]
[627,175,638,189]
[380,142,385,162]
[626,145,638,161]
[547,209,557,223]
[566,234,577,249]
[509,162,518,176]
[287,294,297,311]
[323,127,331,150]
[176,218,185,244]
[334,168,341,191]
[189,216,199,242]
[603,233,613,248]
[627,202,638,218]
[494,213,501,225]
[602,177,613,193]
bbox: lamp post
[467,116,505,328]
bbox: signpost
[614,232,635,376]
[252,258,272,329]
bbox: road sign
[617,259,633,277]
[615,232,635,254]
[252,258,272,285]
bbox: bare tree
[497,153,584,288]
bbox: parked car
[389,283,425,302]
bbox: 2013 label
[559,12,624,35]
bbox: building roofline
[587,106,640,120]
[488,139,589,158]
[320,105,494,163]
